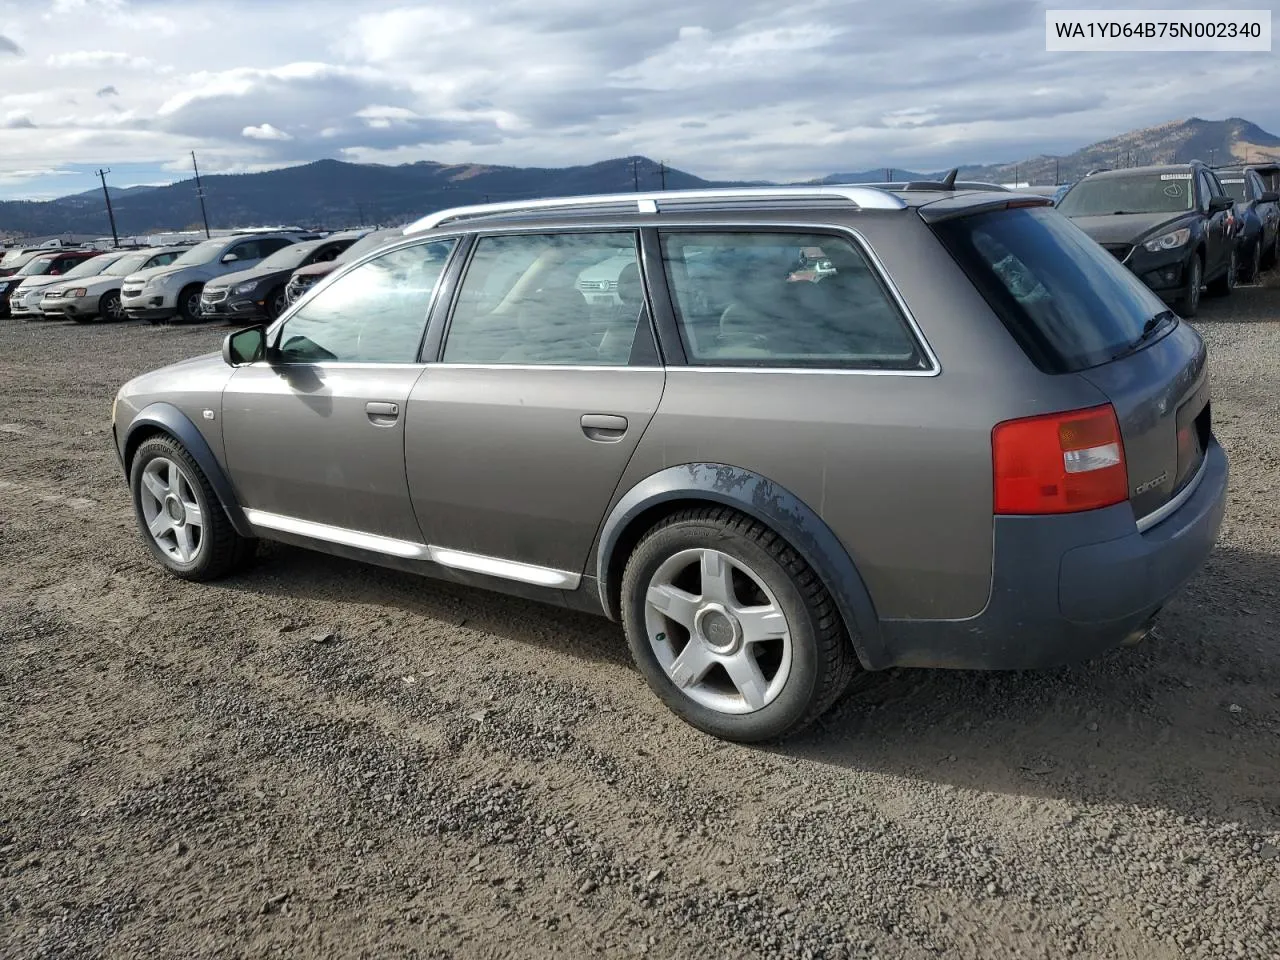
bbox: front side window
[1058,173,1196,217]
[276,240,455,364]
[442,231,645,366]
[659,231,924,369]
[226,240,263,262]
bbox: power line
[191,151,211,239]
[96,168,119,248]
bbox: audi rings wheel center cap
[696,603,742,655]
[165,496,186,525]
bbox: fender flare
[595,463,885,669]
[123,402,255,538]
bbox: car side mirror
[223,324,268,366]
[1260,191,1279,204]
[221,253,240,264]
[1208,195,1234,213]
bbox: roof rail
[403,185,907,234]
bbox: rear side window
[932,207,1170,373]
[658,231,925,369]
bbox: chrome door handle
[581,413,628,442]
[366,401,400,425]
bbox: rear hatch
[930,203,1212,525]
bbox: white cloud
[46,50,153,70]
[242,123,293,141]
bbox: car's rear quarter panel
[617,210,1106,620]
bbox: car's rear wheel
[176,284,203,324]
[1207,247,1236,297]
[1176,254,1202,317]
[98,290,125,323]
[129,436,254,581]
[621,506,856,742]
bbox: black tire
[266,285,288,321]
[176,284,203,324]
[1265,233,1280,272]
[1239,240,1262,284]
[620,506,857,742]
[129,435,254,581]
[1176,254,1202,317]
[98,290,125,323]
[1206,246,1236,298]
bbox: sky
[0,0,1277,200]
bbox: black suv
[1056,161,1235,317]
[1214,166,1280,282]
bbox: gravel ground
[1,278,1278,960]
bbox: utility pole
[97,168,119,248]
[632,158,639,192]
[658,161,667,190]
[1055,159,1060,185]
[191,151,211,238]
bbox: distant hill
[0,156,736,237]
[954,117,1280,185]
[4,117,1278,236]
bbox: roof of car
[1085,163,1207,180]
[399,185,1046,236]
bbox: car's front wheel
[99,290,125,323]
[175,284,203,324]
[129,435,253,581]
[1207,247,1236,297]
[1177,254,1202,317]
[621,506,856,742]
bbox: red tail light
[993,404,1128,514]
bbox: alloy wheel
[643,548,793,715]
[138,457,205,564]
[104,293,125,321]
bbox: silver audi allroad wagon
[112,185,1228,742]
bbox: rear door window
[657,230,926,369]
[932,206,1171,373]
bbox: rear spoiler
[915,194,1054,224]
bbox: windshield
[1218,177,1248,203]
[61,255,114,279]
[169,238,227,267]
[15,256,57,277]
[258,244,314,271]
[932,206,1171,373]
[105,253,151,276]
[1057,173,1195,216]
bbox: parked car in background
[0,246,53,277]
[1056,161,1236,317]
[10,250,127,320]
[0,249,101,319]
[200,231,364,322]
[42,247,187,323]
[284,228,399,306]
[112,185,1226,742]
[121,232,311,324]
[1214,166,1280,281]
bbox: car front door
[405,229,665,586]
[1199,171,1229,275]
[221,238,458,542]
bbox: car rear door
[404,229,665,584]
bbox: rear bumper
[876,439,1228,670]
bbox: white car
[121,232,312,324]
[41,247,187,323]
[8,252,118,319]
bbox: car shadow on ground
[212,539,1280,832]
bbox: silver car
[111,186,1228,742]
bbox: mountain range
[2,117,1277,239]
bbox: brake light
[993,404,1128,514]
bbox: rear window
[932,206,1171,373]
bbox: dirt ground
[2,280,1278,960]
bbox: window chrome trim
[428,362,664,372]
[243,509,581,589]
[1135,454,1208,533]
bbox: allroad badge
[1134,471,1168,495]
